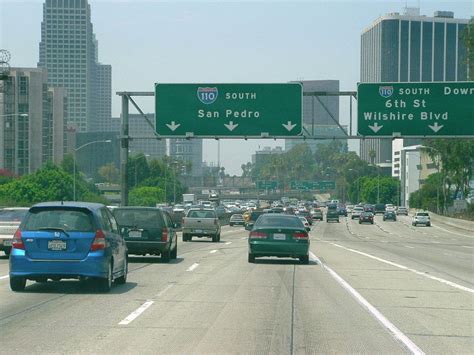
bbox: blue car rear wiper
[37,227,70,238]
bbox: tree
[0,163,106,206]
[129,186,164,206]
[98,163,119,183]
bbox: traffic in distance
[1,194,473,353]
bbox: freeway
[0,216,472,354]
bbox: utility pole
[120,95,129,206]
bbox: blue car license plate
[48,240,67,251]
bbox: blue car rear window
[23,208,94,232]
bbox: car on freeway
[351,206,364,220]
[0,207,29,256]
[245,210,266,230]
[9,202,128,292]
[346,204,354,213]
[374,203,386,215]
[182,208,221,242]
[112,207,178,262]
[363,204,374,213]
[337,206,348,217]
[359,211,374,224]
[385,204,396,212]
[396,207,408,216]
[298,216,311,232]
[311,208,323,221]
[229,213,245,226]
[248,214,310,264]
[326,204,340,223]
[412,212,431,227]
[383,210,397,221]
[296,210,313,225]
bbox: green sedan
[248,214,310,264]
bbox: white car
[0,207,29,256]
[351,207,364,219]
[412,212,431,227]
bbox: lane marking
[309,251,425,355]
[209,250,217,254]
[154,284,174,298]
[432,224,474,238]
[225,241,232,245]
[328,243,474,294]
[187,263,199,272]
[462,246,474,249]
[241,237,247,240]
[0,275,9,280]
[118,301,154,325]
[404,245,415,249]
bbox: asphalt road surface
[0,215,472,354]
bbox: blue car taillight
[90,229,106,251]
[12,229,25,250]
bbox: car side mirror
[306,227,311,232]
[245,224,253,231]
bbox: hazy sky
[0,0,472,175]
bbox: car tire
[212,234,218,243]
[229,223,233,227]
[248,253,255,263]
[115,258,128,285]
[217,233,221,242]
[412,223,416,226]
[4,249,10,256]
[299,255,309,264]
[10,276,26,292]
[97,262,113,293]
[182,234,189,242]
[171,243,177,259]
[359,221,362,224]
[426,222,431,227]
[161,248,171,263]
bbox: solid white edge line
[187,263,199,272]
[329,243,474,294]
[209,250,218,254]
[0,275,9,280]
[432,224,474,238]
[225,242,232,245]
[118,300,154,325]
[309,252,425,355]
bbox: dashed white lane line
[309,251,425,355]
[241,237,247,240]
[118,284,174,326]
[462,246,474,249]
[225,241,232,245]
[187,263,199,272]
[0,275,9,280]
[327,242,474,294]
[118,301,154,325]
[404,245,415,249]
[432,224,474,238]
[209,250,217,254]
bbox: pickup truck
[182,208,221,242]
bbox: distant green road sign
[358,82,474,137]
[257,180,278,189]
[290,180,335,190]
[155,83,302,138]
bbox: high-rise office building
[0,68,67,175]
[285,80,345,152]
[127,114,167,159]
[38,0,111,132]
[360,8,469,164]
[169,139,203,177]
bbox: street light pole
[73,140,111,201]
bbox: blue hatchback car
[9,202,128,292]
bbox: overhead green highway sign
[155,83,302,138]
[257,180,278,189]
[357,82,474,137]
